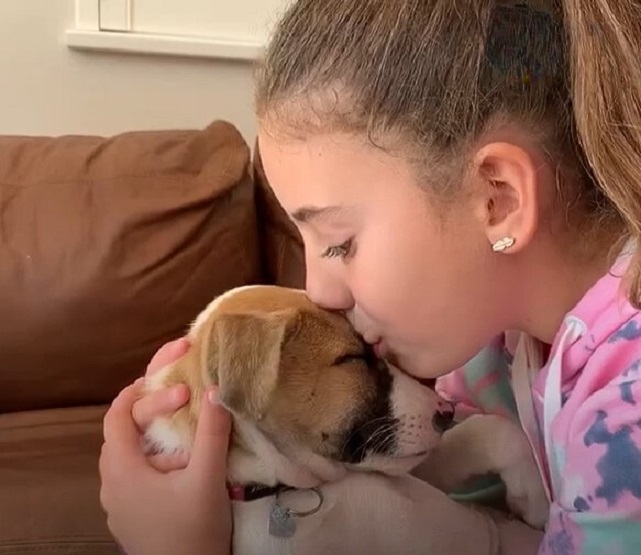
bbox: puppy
[143,285,509,555]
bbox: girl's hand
[99,379,233,555]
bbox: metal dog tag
[269,502,297,538]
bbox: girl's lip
[373,340,387,358]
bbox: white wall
[0,1,264,142]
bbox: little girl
[100,1,641,554]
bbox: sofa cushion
[0,406,119,555]
[0,121,261,413]
[252,142,305,289]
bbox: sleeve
[539,341,641,555]
[436,334,519,422]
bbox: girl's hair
[255,0,641,306]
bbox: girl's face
[258,130,516,378]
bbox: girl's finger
[102,382,148,471]
[146,338,190,375]
[187,388,232,483]
[131,384,190,430]
[147,452,190,472]
[103,381,142,444]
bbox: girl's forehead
[262,143,421,215]
[259,131,415,187]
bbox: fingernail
[174,337,191,351]
[171,384,189,402]
[162,338,189,358]
[207,387,221,406]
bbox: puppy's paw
[414,412,550,530]
[497,429,549,529]
[502,464,549,529]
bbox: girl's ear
[471,142,542,253]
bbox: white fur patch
[144,417,188,455]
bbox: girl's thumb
[188,387,232,480]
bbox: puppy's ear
[208,310,293,420]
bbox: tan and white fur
[144,285,546,555]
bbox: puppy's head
[146,286,453,478]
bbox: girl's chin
[382,351,411,373]
[385,352,440,387]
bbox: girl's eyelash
[322,239,353,260]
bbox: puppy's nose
[437,399,455,414]
[432,406,455,433]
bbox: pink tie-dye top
[436,248,641,554]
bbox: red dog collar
[227,483,288,502]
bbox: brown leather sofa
[0,121,304,555]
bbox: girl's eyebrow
[290,205,349,224]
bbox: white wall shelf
[65,29,263,62]
[65,0,285,62]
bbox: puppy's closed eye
[333,353,366,366]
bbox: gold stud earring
[492,237,515,253]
